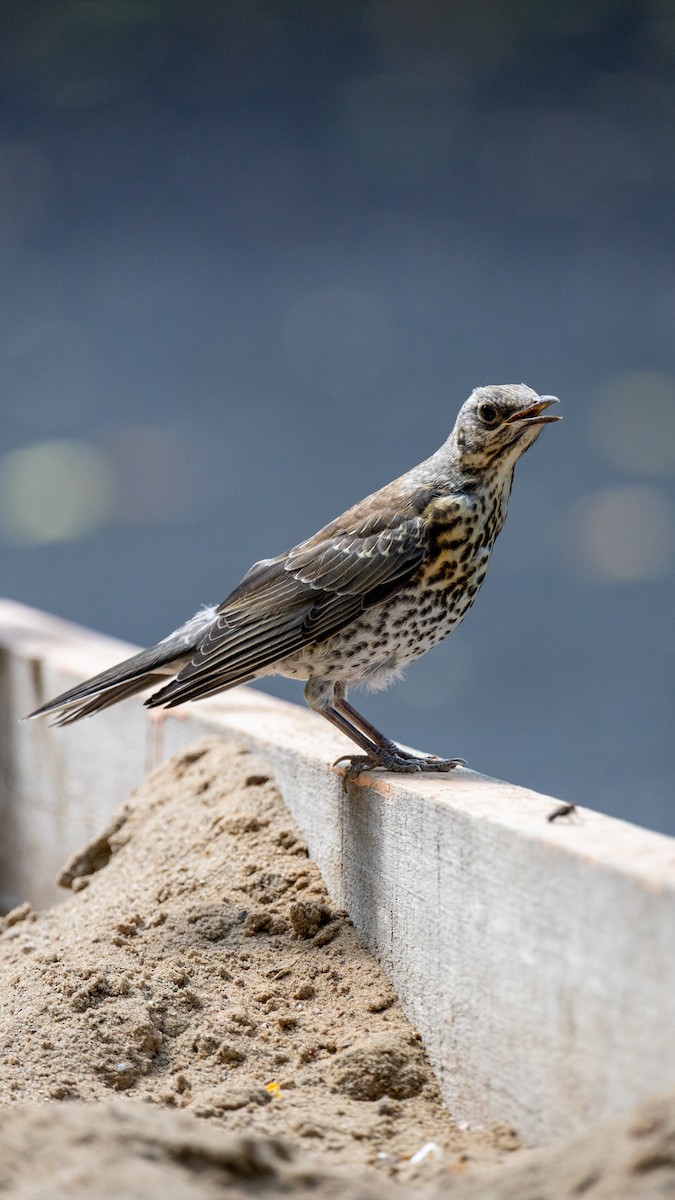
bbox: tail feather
[51,673,170,726]
[26,645,184,722]
[146,671,256,710]
[26,607,220,724]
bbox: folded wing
[145,511,427,708]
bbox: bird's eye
[477,401,499,425]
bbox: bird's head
[452,384,560,471]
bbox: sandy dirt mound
[438,1087,675,1199]
[2,733,675,1200]
[1,1090,675,1200]
[0,1101,357,1200]
[0,736,513,1178]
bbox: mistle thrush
[28,384,560,773]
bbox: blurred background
[1,1,674,831]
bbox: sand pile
[1,1088,675,1199]
[0,737,512,1181]
[1,734,675,1199]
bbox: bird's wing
[145,511,427,708]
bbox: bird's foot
[333,753,381,778]
[333,750,466,776]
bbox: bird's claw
[333,752,465,777]
[333,754,379,776]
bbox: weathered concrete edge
[1,598,675,1146]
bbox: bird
[28,384,560,774]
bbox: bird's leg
[333,696,423,761]
[333,696,465,774]
[320,703,389,770]
[304,679,464,775]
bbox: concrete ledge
[1,598,675,1145]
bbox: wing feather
[146,511,427,709]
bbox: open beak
[505,395,561,426]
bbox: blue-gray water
[1,2,674,832]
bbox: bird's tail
[25,608,218,725]
[32,669,173,726]
[25,645,184,726]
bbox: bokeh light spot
[0,440,116,545]
[589,371,675,475]
[570,485,674,583]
